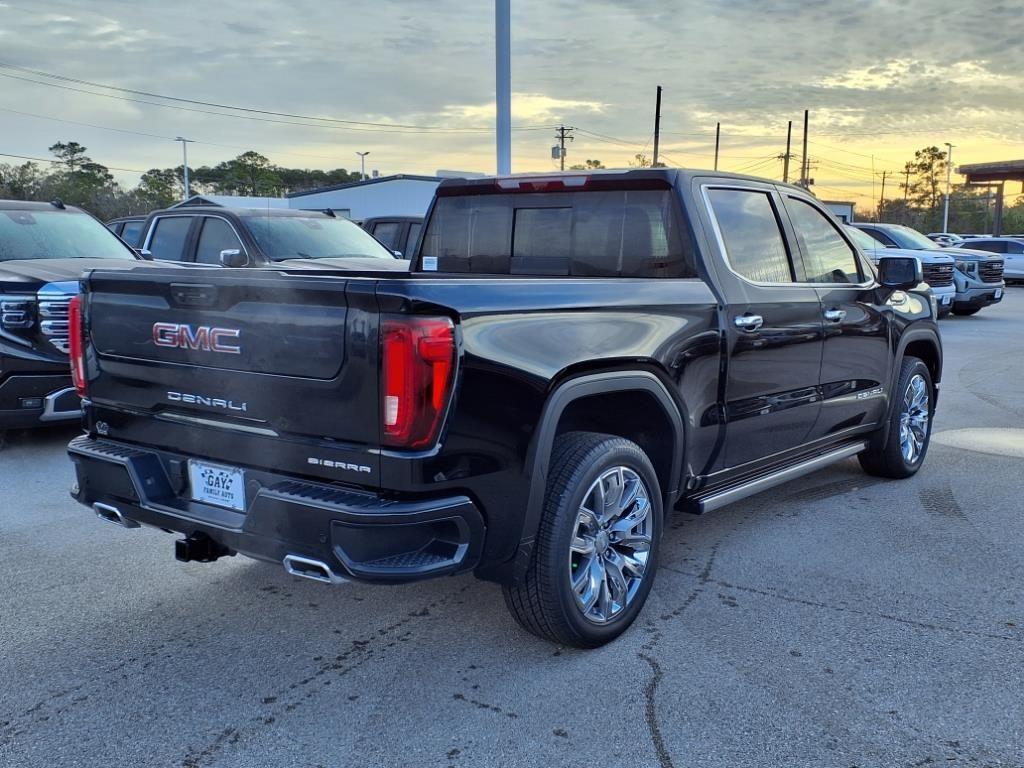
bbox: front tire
[859,356,934,479]
[503,432,663,648]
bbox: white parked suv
[960,237,1024,282]
[845,225,956,316]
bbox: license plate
[188,460,246,512]
[994,288,1003,299]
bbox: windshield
[846,226,883,251]
[245,215,394,261]
[0,209,135,261]
[884,225,941,250]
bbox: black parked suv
[66,170,941,647]
[137,206,407,270]
[0,200,142,433]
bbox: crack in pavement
[638,653,673,768]
[177,585,469,768]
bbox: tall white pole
[176,137,192,200]
[943,142,954,233]
[495,0,511,175]
[356,151,370,181]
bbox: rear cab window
[419,182,695,278]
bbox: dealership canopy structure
[957,159,1024,235]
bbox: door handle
[823,308,847,322]
[734,313,763,331]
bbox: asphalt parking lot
[2,290,1023,768]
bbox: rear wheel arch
[512,371,685,581]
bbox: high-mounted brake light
[68,294,87,397]
[495,175,589,191]
[381,316,455,449]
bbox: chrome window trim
[700,183,877,290]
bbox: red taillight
[68,294,87,397]
[381,316,455,449]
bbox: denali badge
[307,457,372,474]
[153,322,241,354]
[167,391,247,412]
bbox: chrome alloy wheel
[568,466,653,624]
[899,373,930,464]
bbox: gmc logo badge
[152,322,241,354]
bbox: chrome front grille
[37,281,77,355]
[922,263,954,288]
[979,260,1004,283]
[0,295,34,329]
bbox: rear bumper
[67,435,485,584]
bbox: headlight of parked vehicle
[954,260,974,275]
[0,294,36,330]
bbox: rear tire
[952,306,981,316]
[859,356,933,479]
[503,431,663,648]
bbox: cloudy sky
[1,0,1022,209]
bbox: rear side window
[420,190,694,277]
[968,240,1005,254]
[147,216,192,261]
[785,198,862,284]
[372,222,402,250]
[120,220,144,247]
[707,188,793,283]
[405,222,421,256]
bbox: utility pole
[495,0,511,175]
[713,122,720,170]
[782,120,792,183]
[800,109,809,187]
[878,170,889,221]
[942,142,955,233]
[652,85,663,167]
[175,137,193,200]
[555,125,574,171]
[356,151,370,180]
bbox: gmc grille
[922,263,954,288]
[37,287,74,355]
[979,260,1004,283]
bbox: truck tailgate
[83,267,381,450]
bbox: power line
[0,105,358,163]
[0,62,556,133]
[0,151,149,173]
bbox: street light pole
[495,0,511,175]
[943,142,955,234]
[356,151,370,181]
[175,137,193,200]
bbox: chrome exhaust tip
[93,502,141,529]
[282,554,346,585]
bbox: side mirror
[877,255,922,289]
[134,248,153,260]
[219,248,249,268]
[393,250,403,259]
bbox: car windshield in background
[245,216,394,261]
[846,226,883,251]
[885,225,942,250]
[0,210,134,261]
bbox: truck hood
[0,257,146,292]
[936,247,1003,262]
[272,256,410,272]
[864,246,954,265]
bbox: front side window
[706,188,793,283]
[966,240,1005,254]
[147,217,193,261]
[420,189,694,277]
[121,220,144,246]
[0,210,135,261]
[195,217,244,265]
[786,198,861,284]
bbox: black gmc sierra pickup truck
[67,169,942,647]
